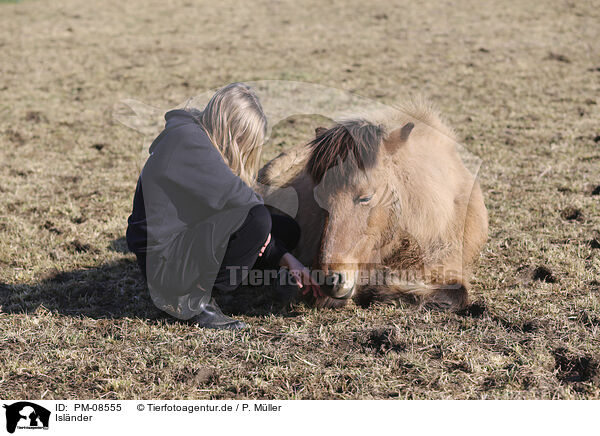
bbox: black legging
[212,205,300,292]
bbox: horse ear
[315,127,328,137]
[384,122,414,154]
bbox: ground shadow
[0,240,297,320]
[108,236,129,254]
[0,258,162,320]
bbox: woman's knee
[271,214,301,250]
[240,204,272,246]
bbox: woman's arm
[257,233,322,297]
[278,252,323,298]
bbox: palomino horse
[258,100,488,310]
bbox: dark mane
[307,119,385,183]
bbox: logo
[3,402,50,434]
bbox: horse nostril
[326,272,344,287]
[322,271,354,300]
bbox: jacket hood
[149,110,201,154]
[164,109,199,129]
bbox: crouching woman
[126,83,319,329]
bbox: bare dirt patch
[359,327,407,355]
[561,206,584,222]
[553,348,600,384]
[532,266,557,283]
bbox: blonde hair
[187,83,267,186]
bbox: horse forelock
[307,119,385,183]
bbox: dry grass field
[0,0,599,399]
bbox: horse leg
[354,263,469,311]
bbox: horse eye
[358,195,373,204]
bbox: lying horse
[258,100,488,310]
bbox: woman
[126,83,319,329]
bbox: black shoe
[189,298,247,330]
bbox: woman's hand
[279,252,323,299]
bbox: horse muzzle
[322,271,355,300]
